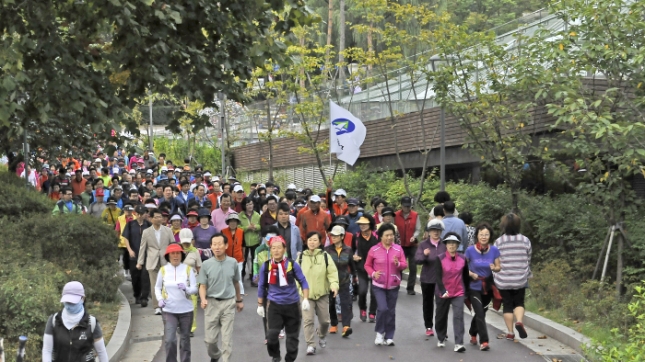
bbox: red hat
[164,243,186,262]
[186,210,199,217]
[96,189,105,197]
[269,236,286,247]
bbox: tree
[0,0,312,160]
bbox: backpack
[57,200,81,214]
[298,251,329,269]
[160,265,192,300]
[262,259,297,301]
[52,312,96,333]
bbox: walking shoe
[360,310,367,322]
[505,333,515,341]
[140,299,148,308]
[272,358,280,362]
[352,295,357,301]
[515,322,528,339]
[374,332,384,345]
[279,329,286,338]
[210,358,219,362]
[342,326,353,338]
[306,346,316,355]
[384,339,395,346]
[407,290,416,295]
[480,342,490,351]
[437,339,446,348]
[425,328,434,337]
[319,337,327,348]
[368,314,376,323]
[154,308,162,315]
[470,335,478,345]
[454,344,466,352]
[329,326,338,334]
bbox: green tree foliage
[154,136,221,172]
[1,0,313,159]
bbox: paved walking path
[119,279,584,362]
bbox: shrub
[0,172,53,219]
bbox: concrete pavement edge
[402,271,591,354]
[107,288,132,362]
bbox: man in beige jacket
[137,208,174,315]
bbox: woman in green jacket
[239,197,262,286]
[298,231,339,356]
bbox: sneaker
[342,326,353,338]
[470,335,478,345]
[360,310,367,322]
[279,329,286,339]
[480,342,490,351]
[374,332,384,345]
[329,326,338,334]
[437,339,446,348]
[306,346,316,355]
[506,333,515,341]
[407,290,416,295]
[319,337,327,348]
[454,344,466,352]
[384,339,395,346]
[154,308,162,315]
[425,328,434,337]
[140,299,148,308]
[515,322,528,339]
[210,358,219,362]
[368,314,376,323]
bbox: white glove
[257,306,265,318]
[301,299,310,312]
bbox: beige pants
[148,268,159,307]
[302,296,330,347]
[204,297,236,362]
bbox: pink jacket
[364,243,408,289]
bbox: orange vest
[222,227,244,262]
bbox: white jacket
[155,263,198,314]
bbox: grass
[524,297,613,343]
[85,300,121,344]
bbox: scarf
[187,220,199,229]
[269,258,289,286]
[430,238,440,247]
[475,242,490,254]
[61,305,85,330]
[182,244,198,254]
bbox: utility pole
[148,90,154,151]
[430,57,446,191]
[218,92,226,177]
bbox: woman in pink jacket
[364,223,407,347]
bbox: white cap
[129,169,136,174]
[146,169,153,174]
[94,158,102,163]
[310,195,321,203]
[179,228,193,244]
[170,214,183,221]
[213,176,220,182]
[161,166,168,171]
[334,189,347,197]
[112,167,120,174]
[82,171,90,176]
[204,172,212,177]
[287,183,296,190]
[233,185,244,193]
[330,225,345,236]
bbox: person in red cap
[42,281,109,362]
[155,244,197,362]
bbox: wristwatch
[236,299,243,303]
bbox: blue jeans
[372,286,399,339]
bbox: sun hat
[198,208,211,219]
[170,214,183,221]
[356,216,371,224]
[186,210,199,217]
[226,212,240,224]
[60,281,85,304]
[164,243,186,262]
[443,234,461,244]
[179,228,194,244]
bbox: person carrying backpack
[42,281,109,362]
[298,231,339,355]
[257,236,310,362]
[51,187,83,215]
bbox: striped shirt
[493,234,532,290]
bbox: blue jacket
[258,260,309,305]
[346,211,363,235]
[177,191,195,205]
[274,222,302,260]
[441,215,469,252]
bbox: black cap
[134,205,147,215]
[401,196,412,207]
[347,198,360,206]
[381,207,395,217]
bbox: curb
[106,288,132,362]
[402,271,591,354]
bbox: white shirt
[155,263,198,314]
[154,226,161,245]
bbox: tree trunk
[616,230,623,299]
[266,101,274,181]
[326,0,333,65]
[367,23,373,71]
[338,0,346,89]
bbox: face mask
[64,301,84,315]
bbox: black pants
[122,248,130,271]
[420,282,436,329]
[129,257,149,300]
[403,246,417,292]
[468,289,492,343]
[243,244,258,280]
[329,283,353,327]
[356,270,377,315]
[267,302,301,362]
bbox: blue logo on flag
[332,118,356,135]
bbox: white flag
[329,101,366,166]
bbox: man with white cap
[231,184,246,213]
[298,195,332,244]
[325,181,348,221]
[42,281,109,362]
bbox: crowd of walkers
[34,148,533,362]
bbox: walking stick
[0,337,5,362]
[15,336,27,362]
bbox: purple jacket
[364,243,407,290]
[414,238,447,284]
[257,259,309,305]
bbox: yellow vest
[117,214,137,248]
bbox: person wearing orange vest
[116,203,137,280]
[223,212,245,295]
[394,196,421,296]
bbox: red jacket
[394,210,419,247]
[298,209,332,243]
[223,227,244,262]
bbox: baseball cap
[347,198,359,206]
[106,197,117,205]
[330,225,346,236]
[287,183,296,190]
[233,185,244,193]
[146,169,153,174]
[203,172,212,177]
[60,281,85,304]
[96,189,105,197]
[401,196,412,207]
[135,205,148,215]
[333,189,347,197]
[309,195,321,203]
[426,219,445,231]
[123,204,134,212]
[381,207,395,216]
[161,166,168,172]
[179,228,194,244]
[94,158,102,163]
[129,169,136,174]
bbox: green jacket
[253,242,270,276]
[52,200,83,215]
[239,211,261,247]
[298,249,339,300]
